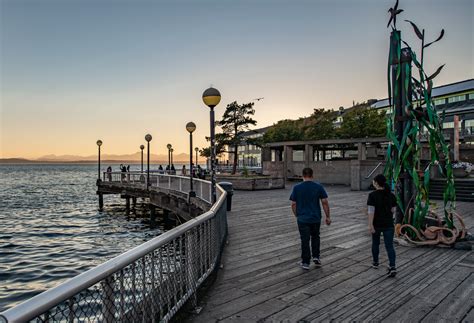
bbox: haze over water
[0,164,168,311]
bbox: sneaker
[387,267,397,277]
[372,262,379,269]
[300,262,310,270]
[313,258,322,267]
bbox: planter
[216,176,285,191]
[453,168,469,178]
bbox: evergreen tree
[217,101,257,174]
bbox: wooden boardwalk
[190,184,474,322]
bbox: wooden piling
[150,205,157,227]
[98,193,104,210]
[132,197,137,209]
[125,197,130,213]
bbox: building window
[292,150,304,162]
[469,93,474,100]
[443,122,454,129]
[447,95,466,103]
[465,120,474,134]
[434,98,446,106]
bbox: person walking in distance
[290,167,331,270]
[367,174,397,277]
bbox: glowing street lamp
[195,147,199,167]
[186,122,197,197]
[145,134,152,188]
[167,143,172,174]
[140,144,145,172]
[202,87,221,204]
[96,140,103,180]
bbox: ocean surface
[0,164,180,312]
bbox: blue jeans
[297,221,321,265]
[372,227,396,268]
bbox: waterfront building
[372,78,474,144]
[228,79,473,169]
[226,126,271,167]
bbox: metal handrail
[102,172,216,203]
[365,162,383,179]
[0,175,227,323]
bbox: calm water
[0,164,173,312]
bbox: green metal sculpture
[384,0,466,245]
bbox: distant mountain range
[0,152,194,164]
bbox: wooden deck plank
[329,250,469,322]
[189,184,474,323]
[382,263,473,322]
[267,247,440,322]
[421,273,474,322]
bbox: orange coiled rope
[395,210,466,246]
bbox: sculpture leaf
[405,20,423,40]
[424,29,445,48]
[427,64,445,81]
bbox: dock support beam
[150,205,157,227]
[125,197,130,213]
[132,197,137,210]
[98,193,104,211]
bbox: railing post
[151,252,157,320]
[179,178,182,192]
[168,176,171,189]
[186,230,196,299]
[119,270,125,320]
[68,297,75,323]
[141,257,146,321]
[101,276,115,323]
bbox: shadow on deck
[189,184,474,322]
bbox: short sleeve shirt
[289,181,328,223]
[367,190,397,228]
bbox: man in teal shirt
[290,168,331,270]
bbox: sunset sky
[1,0,472,159]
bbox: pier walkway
[192,184,474,322]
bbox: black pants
[297,221,321,265]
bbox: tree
[263,119,304,143]
[338,106,386,138]
[217,101,257,174]
[200,133,228,158]
[302,108,337,140]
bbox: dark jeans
[297,221,321,265]
[372,227,396,268]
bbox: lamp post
[195,147,199,166]
[170,148,174,167]
[145,134,152,188]
[140,144,145,172]
[202,87,221,204]
[186,122,197,197]
[167,143,172,174]
[96,140,102,180]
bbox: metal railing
[365,162,383,179]
[102,172,213,204]
[0,175,227,323]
